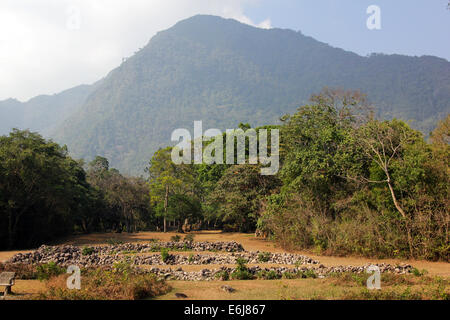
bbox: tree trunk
[164,185,169,233]
[386,178,414,258]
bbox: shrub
[160,248,171,264]
[188,254,194,263]
[82,246,95,256]
[257,252,271,263]
[112,258,134,280]
[184,234,195,243]
[256,270,280,280]
[215,270,230,281]
[149,244,161,252]
[0,262,38,280]
[231,258,253,280]
[282,272,298,279]
[37,268,171,300]
[36,262,65,281]
[170,235,181,242]
[411,268,428,277]
[299,269,317,279]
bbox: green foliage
[256,270,281,280]
[257,252,271,263]
[51,16,449,175]
[215,270,230,281]
[411,268,428,277]
[112,258,134,280]
[259,90,449,261]
[160,248,171,264]
[148,147,201,231]
[184,234,195,243]
[0,130,98,249]
[86,159,154,234]
[207,164,280,232]
[36,262,65,281]
[170,235,182,242]
[82,247,95,256]
[231,258,254,280]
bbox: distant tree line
[1,89,448,261]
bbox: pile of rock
[137,263,413,281]
[8,245,81,265]
[8,246,318,268]
[132,252,319,266]
[6,242,413,280]
[99,241,245,254]
[6,241,244,267]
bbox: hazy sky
[1,0,449,101]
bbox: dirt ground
[2,231,447,276]
[1,231,448,300]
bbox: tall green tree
[147,147,195,232]
[0,129,94,249]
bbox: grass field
[1,231,448,300]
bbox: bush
[37,268,171,300]
[256,270,280,280]
[231,258,253,280]
[282,272,299,279]
[215,270,230,281]
[160,248,171,264]
[184,234,195,243]
[411,268,428,277]
[257,252,271,263]
[0,262,38,280]
[36,262,65,281]
[170,235,181,242]
[82,246,95,256]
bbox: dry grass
[157,274,449,300]
[1,231,449,300]
[36,269,171,300]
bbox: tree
[147,147,195,232]
[0,130,94,249]
[347,119,425,257]
[207,164,280,232]
[87,157,153,233]
[279,89,367,212]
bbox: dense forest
[1,15,446,175]
[1,89,448,262]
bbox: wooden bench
[0,272,16,297]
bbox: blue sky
[245,0,450,60]
[1,0,448,101]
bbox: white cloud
[0,0,271,101]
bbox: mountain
[0,84,95,137]
[3,15,450,174]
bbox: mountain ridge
[1,15,449,174]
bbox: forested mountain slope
[3,15,448,174]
